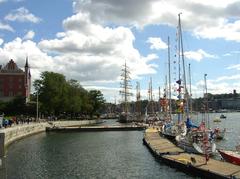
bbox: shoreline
[0,120,98,158]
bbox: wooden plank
[163,153,240,176]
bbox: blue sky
[1,0,240,102]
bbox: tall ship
[174,13,216,156]
[119,62,132,123]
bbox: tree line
[0,71,105,119]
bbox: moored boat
[213,117,221,122]
[176,122,216,155]
[220,114,227,119]
[218,149,240,165]
[211,127,226,140]
[162,122,187,140]
[118,112,132,123]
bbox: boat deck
[144,128,240,179]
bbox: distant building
[221,98,240,110]
[0,58,31,102]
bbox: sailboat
[160,36,187,140]
[202,74,226,140]
[174,14,216,155]
[119,62,132,123]
[144,77,160,123]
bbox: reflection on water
[4,113,240,179]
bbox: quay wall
[0,120,98,157]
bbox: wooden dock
[143,128,240,179]
[46,125,146,132]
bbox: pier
[143,128,240,179]
[46,125,146,132]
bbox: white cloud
[195,81,230,97]
[223,53,231,57]
[192,73,240,98]
[223,50,240,57]
[0,37,55,82]
[193,20,240,42]
[72,0,240,42]
[0,22,14,32]
[185,49,217,61]
[188,0,239,8]
[38,12,158,82]
[4,7,41,23]
[0,7,162,101]
[147,37,167,50]
[0,39,3,46]
[215,74,240,82]
[227,64,240,70]
[23,30,35,40]
[3,0,240,101]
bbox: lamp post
[36,91,39,122]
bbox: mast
[149,77,154,114]
[136,82,141,117]
[167,36,172,120]
[204,74,210,128]
[178,13,190,119]
[158,86,161,113]
[119,61,132,114]
[188,63,192,114]
[164,75,168,119]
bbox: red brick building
[0,58,31,102]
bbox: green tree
[33,71,106,119]
[34,71,68,115]
[88,90,105,117]
[64,79,85,118]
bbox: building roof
[0,59,24,73]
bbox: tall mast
[164,75,168,119]
[167,36,172,120]
[158,86,161,112]
[136,82,141,116]
[204,74,209,128]
[178,13,189,119]
[149,77,154,114]
[119,61,132,113]
[177,15,182,124]
[188,63,192,114]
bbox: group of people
[0,115,37,128]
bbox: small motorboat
[218,149,240,165]
[220,114,226,119]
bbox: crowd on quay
[0,114,52,128]
[0,115,36,128]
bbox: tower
[24,56,31,102]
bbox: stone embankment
[0,120,98,157]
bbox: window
[17,91,22,96]
[8,91,13,96]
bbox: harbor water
[4,113,240,178]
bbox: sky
[1,0,240,102]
